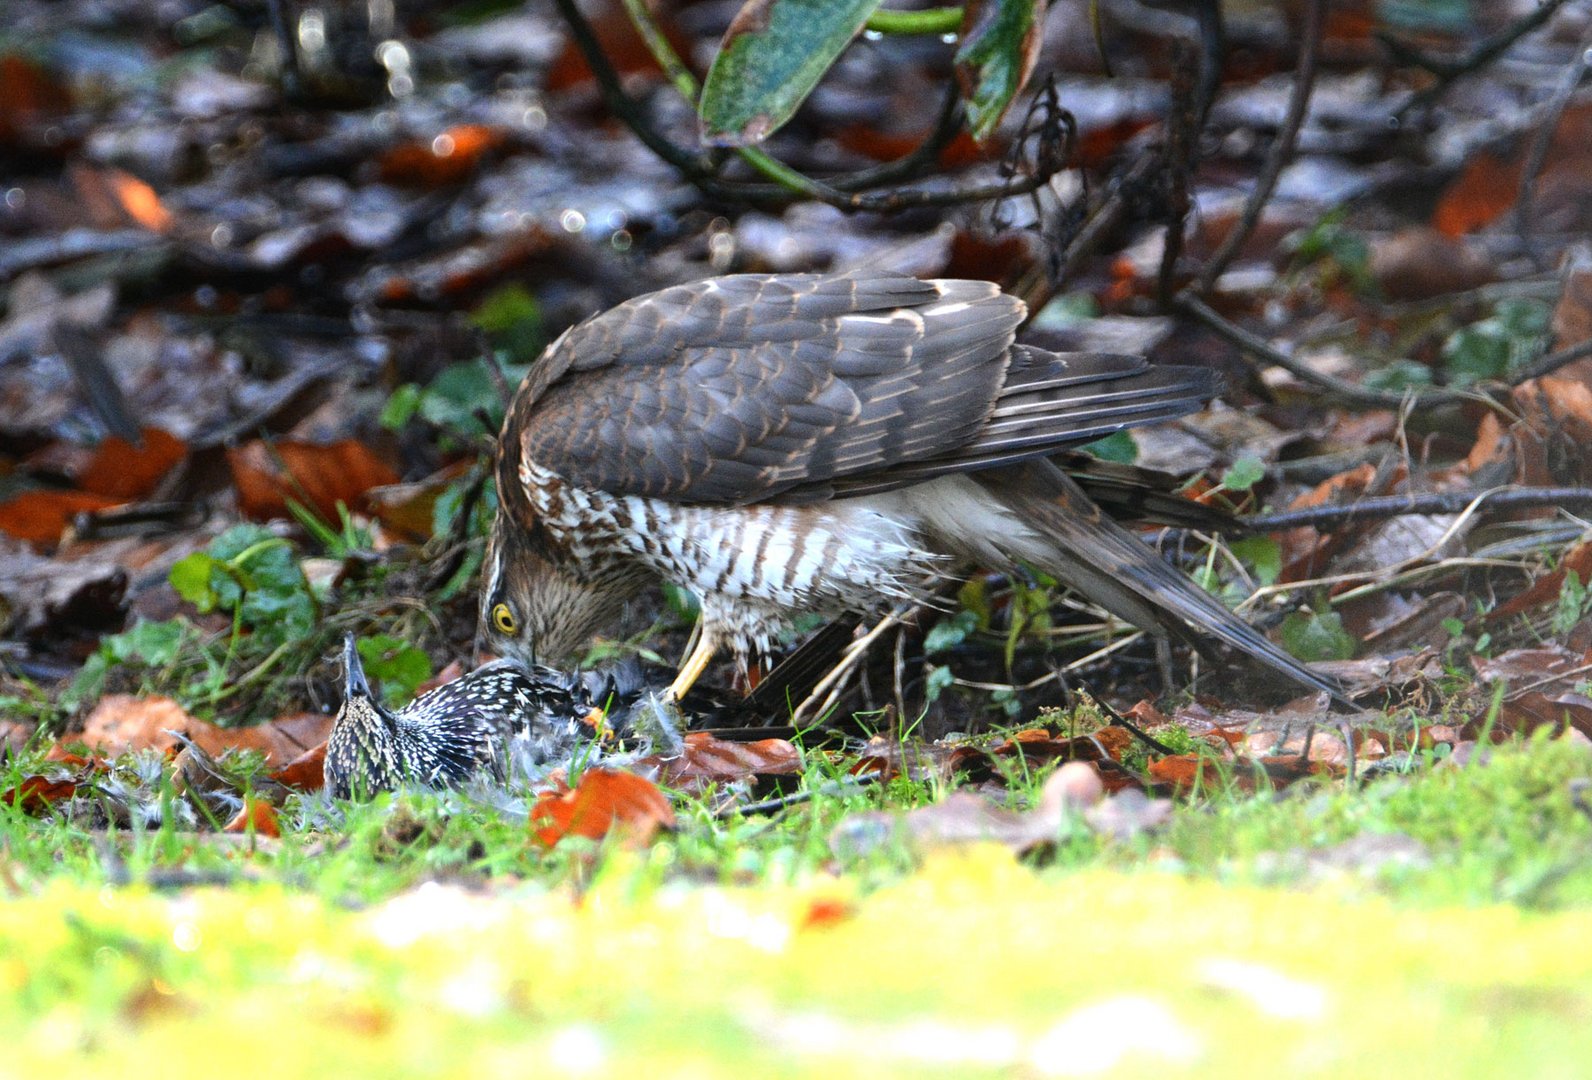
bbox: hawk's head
[480,513,643,668]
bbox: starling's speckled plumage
[480,270,1346,703]
[324,634,612,800]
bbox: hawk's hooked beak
[342,633,372,701]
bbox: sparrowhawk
[479,270,1342,705]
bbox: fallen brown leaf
[647,731,801,792]
[529,767,675,848]
[223,798,281,838]
[79,695,332,767]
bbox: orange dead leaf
[650,732,800,792]
[529,767,674,848]
[1147,754,1220,792]
[0,53,72,146]
[379,124,507,186]
[78,427,187,500]
[1,775,80,813]
[0,490,123,544]
[1434,151,1521,237]
[223,799,281,838]
[105,169,173,232]
[227,438,399,523]
[79,696,331,767]
[268,741,327,791]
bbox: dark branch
[1243,486,1592,533]
[1386,0,1576,115]
[1197,0,1323,292]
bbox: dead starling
[324,634,612,800]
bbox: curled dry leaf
[79,695,331,767]
[223,798,281,838]
[529,767,675,848]
[0,775,81,813]
[268,741,327,791]
[646,731,801,792]
[227,438,399,524]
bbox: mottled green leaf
[1280,610,1356,663]
[954,0,1042,142]
[1077,430,1138,465]
[700,0,881,147]
[1222,456,1266,493]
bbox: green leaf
[923,663,955,704]
[924,610,979,655]
[1364,359,1434,392]
[380,384,421,430]
[169,553,222,611]
[699,0,882,147]
[356,635,433,707]
[105,619,190,668]
[1077,430,1138,465]
[1230,537,1283,588]
[207,525,316,644]
[1222,456,1266,493]
[471,284,545,364]
[1441,299,1550,387]
[418,358,529,438]
[1279,610,1356,663]
[954,0,1042,142]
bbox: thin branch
[550,0,712,178]
[1509,333,1592,383]
[569,0,1051,212]
[1175,293,1478,407]
[1387,0,1576,115]
[1243,486,1592,534]
[1157,39,1198,306]
[1197,0,1323,292]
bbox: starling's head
[326,633,400,799]
[480,513,642,669]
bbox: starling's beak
[343,633,372,701]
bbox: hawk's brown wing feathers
[512,271,1216,506]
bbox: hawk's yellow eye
[491,603,518,636]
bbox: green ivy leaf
[169,553,222,611]
[954,0,1043,142]
[700,0,882,147]
[356,635,434,707]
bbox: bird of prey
[480,270,1342,705]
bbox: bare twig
[1196,0,1324,292]
[1176,293,1480,407]
[561,0,1062,211]
[1509,333,1592,383]
[1243,486,1592,533]
[1387,0,1576,115]
[1157,40,1199,306]
[715,771,880,820]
